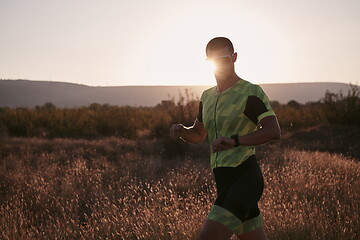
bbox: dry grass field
[0,124,359,239]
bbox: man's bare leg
[200,219,234,240]
[237,227,268,240]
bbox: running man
[169,37,281,240]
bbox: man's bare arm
[237,115,281,146]
[169,119,207,144]
[212,115,280,152]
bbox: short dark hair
[206,37,234,55]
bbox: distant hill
[0,79,354,108]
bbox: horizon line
[0,78,357,87]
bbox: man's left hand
[212,136,235,153]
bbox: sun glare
[209,61,218,73]
[131,2,287,86]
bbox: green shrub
[323,84,360,126]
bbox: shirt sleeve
[196,101,203,122]
[244,86,275,125]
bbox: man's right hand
[169,124,185,139]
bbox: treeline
[0,91,198,139]
[274,84,359,129]
[0,85,359,139]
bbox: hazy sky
[1,0,359,86]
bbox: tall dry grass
[0,125,359,239]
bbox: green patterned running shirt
[198,79,275,169]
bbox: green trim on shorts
[207,205,243,232]
[207,205,262,236]
[234,213,262,236]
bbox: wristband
[231,134,240,147]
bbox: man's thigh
[200,219,234,240]
[238,227,268,240]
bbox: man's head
[206,37,237,74]
[206,37,234,56]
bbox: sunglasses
[206,53,234,61]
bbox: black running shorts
[207,155,264,235]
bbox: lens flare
[209,60,218,72]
